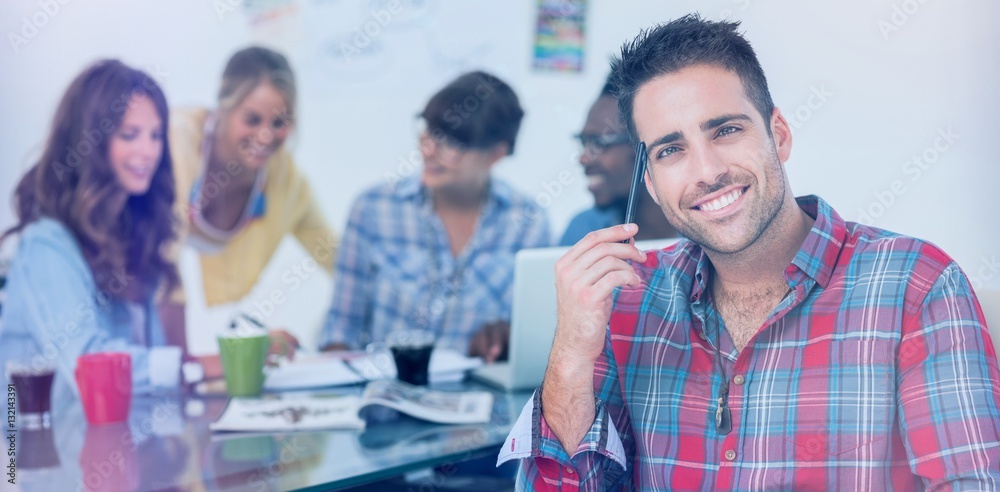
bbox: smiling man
[498,15,1000,491]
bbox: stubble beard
[656,144,786,255]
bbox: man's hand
[551,224,645,369]
[543,224,645,453]
[469,320,511,363]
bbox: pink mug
[75,353,132,425]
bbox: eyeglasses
[573,133,631,156]
[418,131,471,162]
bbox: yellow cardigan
[168,108,337,306]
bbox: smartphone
[621,141,648,244]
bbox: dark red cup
[75,353,132,425]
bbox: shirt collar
[687,194,847,303]
[787,195,848,290]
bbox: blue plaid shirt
[320,176,551,352]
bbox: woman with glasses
[163,47,335,370]
[560,78,679,245]
[320,71,550,363]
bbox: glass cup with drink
[6,358,55,430]
[379,330,436,386]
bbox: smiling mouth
[424,163,446,174]
[242,142,274,160]
[695,186,747,212]
[587,174,606,189]
[124,163,153,178]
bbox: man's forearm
[541,354,597,455]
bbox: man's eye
[245,115,262,126]
[717,126,740,137]
[656,146,680,159]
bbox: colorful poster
[532,0,587,73]
[243,0,299,27]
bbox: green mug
[217,332,269,397]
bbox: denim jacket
[0,218,179,409]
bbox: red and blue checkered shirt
[499,195,1000,491]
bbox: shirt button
[725,450,737,461]
[733,374,745,386]
[566,468,575,474]
[698,331,707,340]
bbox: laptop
[472,238,679,390]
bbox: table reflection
[21,383,531,491]
[19,428,59,470]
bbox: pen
[241,313,266,329]
[621,141,647,244]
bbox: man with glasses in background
[320,71,550,366]
[560,78,679,245]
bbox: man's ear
[770,107,793,164]
[485,142,510,169]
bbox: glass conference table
[9,381,533,491]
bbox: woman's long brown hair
[2,59,179,301]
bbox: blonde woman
[164,47,336,371]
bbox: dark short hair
[421,71,524,155]
[609,14,775,141]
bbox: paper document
[359,380,494,424]
[264,355,366,390]
[211,395,365,432]
[211,381,494,432]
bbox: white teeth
[587,175,605,186]
[126,164,150,176]
[699,188,743,212]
